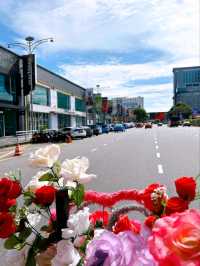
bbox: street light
[8,36,54,131]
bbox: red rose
[89,210,110,226]
[0,178,12,197]
[113,215,141,234]
[175,177,196,201]
[8,180,22,199]
[0,212,16,238]
[0,198,16,212]
[165,197,188,215]
[34,186,57,206]
[144,215,157,229]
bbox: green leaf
[23,191,35,198]
[25,249,36,266]
[4,235,20,249]
[19,227,32,242]
[39,172,57,182]
[71,184,85,207]
[14,242,26,250]
[52,161,61,177]
[9,204,17,213]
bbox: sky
[0,0,199,112]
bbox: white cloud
[59,57,197,111]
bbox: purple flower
[85,227,157,266]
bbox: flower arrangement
[0,144,200,266]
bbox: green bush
[191,119,200,127]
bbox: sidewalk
[0,135,31,148]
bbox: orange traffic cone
[14,143,23,156]
[66,135,72,144]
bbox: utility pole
[8,36,54,131]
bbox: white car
[71,127,87,139]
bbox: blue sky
[0,0,199,111]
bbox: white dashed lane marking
[156,152,160,158]
[155,145,159,150]
[91,148,97,152]
[158,164,164,174]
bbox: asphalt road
[0,126,200,196]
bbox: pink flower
[85,228,157,266]
[148,209,200,266]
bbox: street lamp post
[8,36,54,131]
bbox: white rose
[67,207,90,236]
[25,171,49,192]
[27,213,42,227]
[29,144,60,168]
[62,228,75,239]
[51,240,80,266]
[61,157,96,184]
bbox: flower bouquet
[0,144,200,266]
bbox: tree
[168,102,192,120]
[134,107,148,122]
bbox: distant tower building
[112,96,144,115]
[173,66,200,114]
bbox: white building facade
[32,66,86,131]
[112,96,144,115]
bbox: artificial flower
[0,212,16,238]
[148,209,200,265]
[113,215,141,234]
[62,207,90,238]
[144,215,157,229]
[0,198,16,212]
[34,185,57,207]
[175,177,196,201]
[61,157,96,184]
[85,229,157,266]
[0,178,22,199]
[142,183,167,214]
[89,210,110,226]
[165,197,188,215]
[51,240,80,266]
[27,213,42,227]
[25,171,49,192]
[30,144,60,168]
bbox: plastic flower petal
[148,209,200,265]
[61,157,96,184]
[29,144,60,168]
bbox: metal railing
[16,130,37,144]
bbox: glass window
[75,98,86,112]
[57,92,70,110]
[58,114,71,128]
[0,74,15,102]
[32,85,49,106]
[32,112,49,131]
[76,116,86,126]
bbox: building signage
[22,54,36,96]
[102,97,109,113]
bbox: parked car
[60,127,74,137]
[114,123,125,132]
[102,124,110,134]
[93,125,102,136]
[71,127,86,139]
[168,120,180,127]
[135,123,144,128]
[157,122,163,127]
[81,126,93,137]
[183,121,191,127]
[145,123,152,129]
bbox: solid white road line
[158,164,164,174]
[91,148,97,152]
[155,145,159,149]
[103,144,107,146]
[156,152,160,158]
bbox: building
[112,96,144,116]
[173,66,200,114]
[0,45,86,136]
